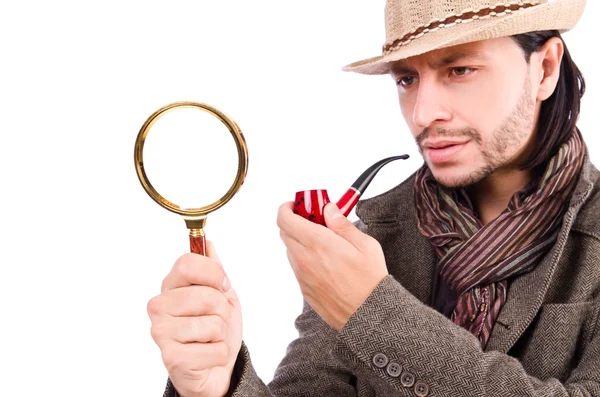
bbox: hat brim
[343,0,586,75]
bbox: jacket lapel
[483,223,573,353]
[486,153,595,352]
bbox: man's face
[391,37,539,188]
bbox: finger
[277,201,330,248]
[152,315,227,344]
[279,230,303,255]
[162,341,231,372]
[162,252,228,293]
[148,286,232,320]
[323,203,367,249]
[206,241,230,291]
[279,230,311,275]
[206,240,222,267]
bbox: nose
[412,79,452,129]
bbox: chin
[430,166,493,189]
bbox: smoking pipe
[293,154,409,226]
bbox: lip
[423,140,470,149]
[423,141,469,164]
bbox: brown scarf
[414,129,584,347]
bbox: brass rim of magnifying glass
[134,101,248,218]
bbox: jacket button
[372,353,389,368]
[414,381,429,396]
[400,371,415,387]
[386,362,402,377]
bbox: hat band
[382,0,542,55]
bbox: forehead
[389,37,518,73]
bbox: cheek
[452,82,513,138]
[397,93,411,117]
[398,96,419,137]
[469,73,523,117]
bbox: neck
[468,168,534,225]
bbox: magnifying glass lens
[142,107,239,210]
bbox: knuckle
[366,237,383,253]
[202,290,219,313]
[177,254,223,289]
[277,202,287,215]
[285,249,299,271]
[150,323,166,342]
[173,253,190,270]
[219,297,232,319]
[212,317,227,340]
[360,234,375,248]
[210,262,226,283]
[304,237,318,251]
[277,203,291,229]
[216,343,230,365]
[198,288,227,318]
[175,258,193,280]
[147,295,164,317]
[289,250,304,268]
[189,316,202,336]
[177,252,203,274]
[161,348,181,372]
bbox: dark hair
[510,30,585,170]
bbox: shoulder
[572,163,600,241]
[355,172,417,224]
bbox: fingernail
[222,275,230,292]
[326,203,343,220]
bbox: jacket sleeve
[163,300,358,397]
[231,300,359,396]
[331,274,600,396]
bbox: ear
[533,37,564,102]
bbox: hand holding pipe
[293,155,409,226]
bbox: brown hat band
[382,1,541,55]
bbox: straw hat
[343,0,586,75]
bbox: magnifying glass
[134,101,249,256]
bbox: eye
[450,67,474,77]
[396,75,417,87]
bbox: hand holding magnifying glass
[137,102,247,397]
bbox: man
[148,0,599,395]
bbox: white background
[0,1,598,395]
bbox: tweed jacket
[165,153,600,396]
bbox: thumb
[206,240,223,267]
[206,240,232,292]
[324,203,364,246]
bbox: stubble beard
[417,74,535,189]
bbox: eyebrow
[391,50,485,75]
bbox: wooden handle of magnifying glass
[189,231,207,256]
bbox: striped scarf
[414,129,584,347]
